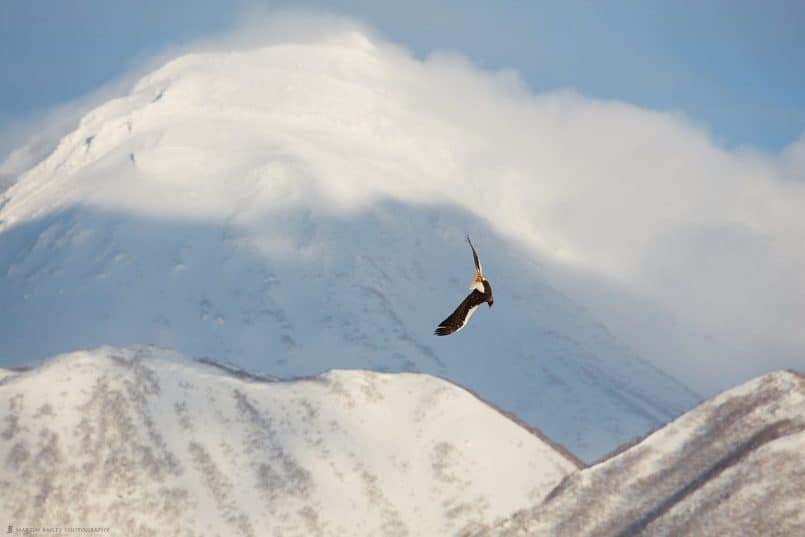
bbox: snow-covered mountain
[0,346,579,535]
[470,370,805,537]
[0,29,700,462]
[3,348,801,536]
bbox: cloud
[3,10,804,393]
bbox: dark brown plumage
[434,235,494,336]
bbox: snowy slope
[0,31,699,462]
[0,346,579,535]
[472,370,805,537]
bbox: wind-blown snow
[0,346,578,535]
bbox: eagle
[434,234,494,336]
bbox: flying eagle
[434,235,494,336]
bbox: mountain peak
[0,37,698,462]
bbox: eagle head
[483,280,494,308]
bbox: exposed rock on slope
[0,346,578,536]
[471,370,805,537]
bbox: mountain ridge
[0,345,579,535]
[469,368,805,537]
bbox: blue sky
[1,0,803,152]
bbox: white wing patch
[455,305,480,333]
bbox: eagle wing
[466,234,485,292]
[434,289,487,336]
[466,234,482,274]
